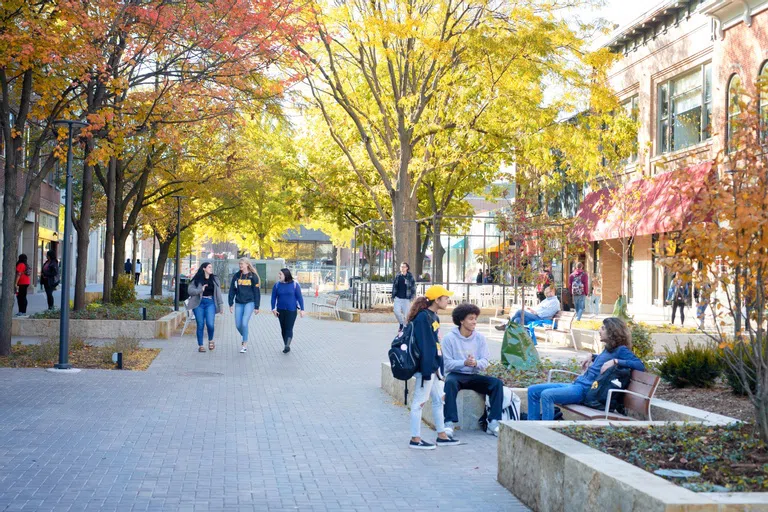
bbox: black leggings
[43,280,55,309]
[671,301,685,325]
[277,309,298,342]
[17,285,28,314]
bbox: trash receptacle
[179,277,190,302]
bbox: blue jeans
[193,297,216,346]
[234,302,256,342]
[510,310,543,324]
[573,295,586,320]
[527,383,586,420]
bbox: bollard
[112,352,123,370]
[140,307,147,320]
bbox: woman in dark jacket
[186,262,224,352]
[41,250,59,310]
[229,258,261,353]
[406,285,460,450]
[527,317,644,420]
[270,268,304,353]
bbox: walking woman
[407,285,460,450]
[668,274,689,326]
[229,258,261,353]
[270,268,304,354]
[15,254,31,317]
[41,250,59,310]
[186,262,224,352]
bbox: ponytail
[407,296,433,324]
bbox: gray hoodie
[441,327,490,375]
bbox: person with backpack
[407,285,460,450]
[41,250,59,310]
[668,274,689,326]
[568,262,589,321]
[391,261,416,334]
[15,254,31,317]
[441,303,504,437]
[229,258,261,354]
[186,262,224,352]
[536,266,554,302]
[526,317,644,420]
[271,268,304,354]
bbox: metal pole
[447,234,451,289]
[173,196,182,311]
[53,120,86,369]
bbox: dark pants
[16,285,28,314]
[277,309,298,342]
[536,292,546,302]
[671,301,685,325]
[443,372,504,423]
[42,279,55,309]
[134,273,140,285]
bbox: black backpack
[388,323,421,403]
[582,366,632,414]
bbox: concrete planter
[573,329,712,355]
[498,421,768,512]
[11,311,185,340]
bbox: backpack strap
[404,380,409,406]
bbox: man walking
[124,258,132,275]
[134,259,142,285]
[569,262,589,321]
[391,262,416,333]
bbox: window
[727,74,743,153]
[621,95,639,164]
[760,61,768,142]
[658,64,712,154]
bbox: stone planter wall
[572,329,712,355]
[498,421,768,512]
[11,311,185,340]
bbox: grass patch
[572,319,699,334]
[0,336,160,371]
[558,423,767,492]
[30,298,172,321]
[483,359,583,388]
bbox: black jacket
[412,308,443,381]
[228,271,261,308]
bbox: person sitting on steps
[442,303,504,437]
[495,285,560,330]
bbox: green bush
[722,343,758,396]
[659,342,721,388]
[111,274,136,306]
[629,322,654,364]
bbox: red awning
[571,161,713,242]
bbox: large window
[658,64,712,154]
[760,61,768,142]
[622,95,639,164]
[727,74,743,153]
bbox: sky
[597,0,661,33]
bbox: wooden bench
[547,369,660,421]
[543,311,577,349]
[311,294,341,319]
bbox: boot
[283,337,292,353]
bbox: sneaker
[486,420,500,437]
[240,346,247,353]
[436,436,461,447]
[17,313,28,318]
[444,422,455,437]
[494,322,507,331]
[409,440,436,450]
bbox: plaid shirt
[392,272,416,300]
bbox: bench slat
[555,370,660,421]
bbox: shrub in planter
[629,322,653,364]
[659,342,721,388]
[722,342,758,396]
[111,274,136,306]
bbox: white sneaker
[240,346,247,353]
[444,422,455,437]
[487,420,500,437]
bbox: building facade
[575,0,768,318]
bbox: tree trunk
[757,394,768,444]
[73,156,94,311]
[0,187,20,356]
[102,157,116,301]
[391,170,418,272]
[131,227,137,279]
[415,223,430,278]
[112,228,130,290]
[152,241,172,297]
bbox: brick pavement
[0,309,529,511]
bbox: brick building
[572,0,768,317]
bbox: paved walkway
[0,310,531,511]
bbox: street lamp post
[52,119,88,370]
[172,195,185,311]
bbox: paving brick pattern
[0,309,528,511]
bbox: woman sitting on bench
[527,317,644,421]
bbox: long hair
[239,258,259,280]
[192,262,213,286]
[602,317,632,351]
[407,296,434,324]
[280,268,293,283]
[17,254,27,266]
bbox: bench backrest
[625,370,660,418]
[553,311,576,331]
[327,295,340,306]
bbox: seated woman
[527,317,644,421]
